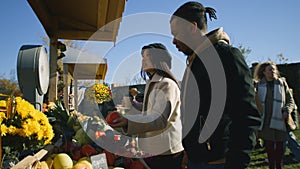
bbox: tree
[237,44,252,65]
[268,53,289,64]
[0,77,22,97]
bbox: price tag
[91,153,108,169]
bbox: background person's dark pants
[265,140,284,169]
[144,151,183,169]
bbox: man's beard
[183,47,193,56]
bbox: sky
[1,0,300,84]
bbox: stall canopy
[63,47,108,80]
[27,0,126,101]
[62,47,108,110]
[27,0,126,42]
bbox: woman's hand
[110,117,128,128]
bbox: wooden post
[74,78,78,111]
[49,37,58,102]
[0,131,2,168]
[63,64,69,111]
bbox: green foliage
[268,53,289,64]
[2,146,19,169]
[73,128,92,146]
[0,78,21,96]
[57,41,66,60]
[47,99,70,122]
[47,99,75,142]
[237,44,252,66]
[238,44,251,57]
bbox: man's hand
[282,111,288,120]
[181,151,188,169]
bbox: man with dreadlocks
[170,1,261,169]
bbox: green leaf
[57,53,65,60]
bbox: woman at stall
[111,43,184,169]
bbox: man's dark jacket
[181,29,261,169]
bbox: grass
[248,130,300,169]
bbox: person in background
[285,89,300,162]
[111,43,184,169]
[170,1,261,169]
[129,88,139,101]
[254,61,295,169]
[42,102,49,113]
[129,87,143,111]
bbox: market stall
[27,0,126,102]
[62,47,108,111]
[3,1,135,168]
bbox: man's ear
[190,21,198,33]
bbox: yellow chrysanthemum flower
[1,124,8,136]
[0,97,55,150]
[85,83,112,104]
[7,125,18,135]
[0,112,6,124]
[0,100,6,108]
